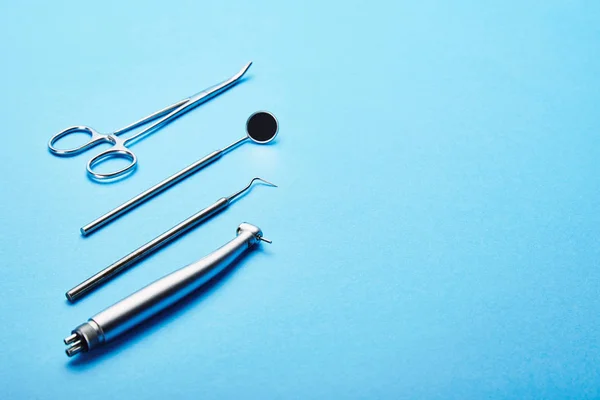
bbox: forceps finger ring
[87,146,138,179]
[48,126,110,156]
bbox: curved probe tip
[253,177,277,188]
[228,177,277,202]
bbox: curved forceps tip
[237,61,253,79]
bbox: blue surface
[1,1,599,398]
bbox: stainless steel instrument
[64,222,270,357]
[48,62,252,180]
[80,111,279,235]
[66,178,276,302]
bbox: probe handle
[66,197,231,302]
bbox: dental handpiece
[64,222,270,357]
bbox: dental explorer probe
[81,111,279,236]
[66,178,276,302]
[64,223,270,357]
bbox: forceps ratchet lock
[48,62,252,180]
[65,223,270,357]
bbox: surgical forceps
[48,62,252,180]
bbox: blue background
[0,1,599,398]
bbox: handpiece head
[237,222,271,244]
[246,111,278,144]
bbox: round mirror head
[246,111,278,144]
